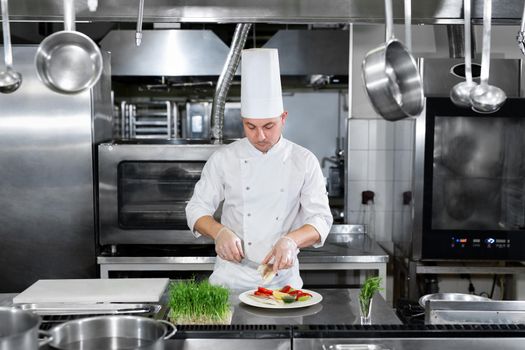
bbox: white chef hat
[241,48,284,119]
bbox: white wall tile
[394,120,415,150]
[348,181,369,211]
[347,210,366,224]
[370,210,394,242]
[369,120,395,150]
[392,209,412,245]
[348,150,368,181]
[368,150,394,181]
[392,211,403,245]
[349,120,369,150]
[394,151,413,182]
[393,181,412,209]
[366,181,394,212]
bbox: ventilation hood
[100,30,231,76]
[263,30,348,75]
[100,29,349,77]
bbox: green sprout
[168,280,231,324]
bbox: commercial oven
[411,97,525,261]
[394,58,525,262]
[98,140,223,247]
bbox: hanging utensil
[450,0,477,108]
[0,0,22,94]
[517,0,525,55]
[362,0,424,121]
[136,0,145,46]
[469,0,506,113]
[34,0,103,94]
[404,0,412,52]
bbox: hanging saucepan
[35,0,102,94]
[362,0,423,121]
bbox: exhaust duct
[211,23,252,142]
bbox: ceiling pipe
[211,23,251,143]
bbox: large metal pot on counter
[0,307,52,350]
[48,315,176,350]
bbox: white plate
[239,289,323,309]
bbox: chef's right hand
[214,226,245,263]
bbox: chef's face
[242,112,288,153]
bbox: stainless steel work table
[8,290,525,350]
[98,230,389,298]
[0,288,399,325]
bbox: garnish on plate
[248,285,312,305]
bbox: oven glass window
[431,116,525,230]
[118,161,205,229]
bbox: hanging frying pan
[35,0,102,94]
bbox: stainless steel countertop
[97,233,389,264]
[300,234,389,263]
[0,288,400,325]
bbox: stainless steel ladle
[0,0,22,94]
[450,0,477,108]
[470,0,506,113]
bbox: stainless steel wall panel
[0,46,108,292]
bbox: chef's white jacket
[185,136,333,290]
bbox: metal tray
[16,303,162,316]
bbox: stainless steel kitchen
[2,0,525,349]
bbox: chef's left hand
[262,236,298,272]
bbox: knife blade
[238,257,260,269]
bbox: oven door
[98,142,221,245]
[415,98,525,261]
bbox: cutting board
[13,278,170,304]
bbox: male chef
[185,48,332,290]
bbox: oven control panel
[422,232,524,260]
[450,236,511,250]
